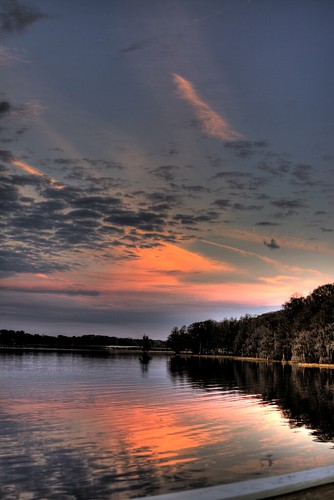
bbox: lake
[1,352,334,499]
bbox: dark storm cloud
[15,126,28,135]
[119,29,181,56]
[82,158,124,170]
[0,148,14,162]
[71,195,122,211]
[120,39,149,53]
[263,238,280,250]
[179,183,210,193]
[54,157,124,171]
[256,221,280,227]
[290,164,315,185]
[11,173,47,189]
[0,248,70,278]
[193,211,220,222]
[150,165,179,182]
[213,198,231,209]
[0,178,20,211]
[257,160,292,177]
[233,203,263,211]
[212,170,249,179]
[66,209,102,219]
[160,147,179,157]
[54,225,101,248]
[2,162,186,273]
[33,199,67,212]
[172,214,198,226]
[273,209,298,219]
[147,202,172,212]
[145,191,181,210]
[253,141,269,148]
[56,164,127,190]
[0,0,47,33]
[11,210,62,231]
[53,158,77,166]
[41,184,86,202]
[270,198,306,210]
[211,170,266,192]
[105,208,165,231]
[2,153,232,278]
[224,140,269,158]
[173,211,220,226]
[0,172,106,274]
[207,156,224,168]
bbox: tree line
[167,283,334,364]
[0,331,165,351]
[2,283,334,363]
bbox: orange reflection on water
[2,377,334,486]
[99,403,212,467]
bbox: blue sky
[1,0,334,338]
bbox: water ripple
[1,353,334,498]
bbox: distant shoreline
[2,346,334,368]
[0,346,171,355]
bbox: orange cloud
[2,239,327,314]
[132,242,236,278]
[173,73,243,141]
[12,159,63,188]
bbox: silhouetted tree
[141,335,152,352]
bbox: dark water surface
[1,352,334,499]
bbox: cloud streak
[0,285,100,296]
[198,238,322,277]
[12,160,63,188]
[173,73,243,141]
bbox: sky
[1,0,334,339]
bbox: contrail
[199,238,276,265]
[199,238,327,277]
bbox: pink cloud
[173,73,243,141]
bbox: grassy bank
[178,353,334,369]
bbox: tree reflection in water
[168,356,334,443]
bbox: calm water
[1,353,334,499]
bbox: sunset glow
[1,0,333,338]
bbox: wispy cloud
[0,44,27,65]
[0,0,47,33]
[12,159,63,188]
[0,285,100,296]
[200,238,278,266]
[173,73,243,141]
